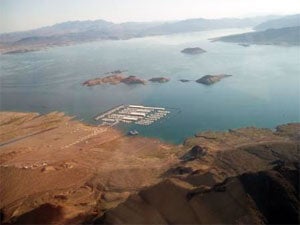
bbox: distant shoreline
[1,14,293,54]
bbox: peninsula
[213,26,300,46]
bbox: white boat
[128,130,139,135]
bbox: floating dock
[95,104,170,126]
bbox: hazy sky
[1,0,299,33]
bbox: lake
[1,28,299,144]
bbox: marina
[95,105,170,126]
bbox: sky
[0,0,299,33]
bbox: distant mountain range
[0,20,163,44]
[254,14,300,30]
[0,16,279,42]
[215,14,300,46]
[0,14,299,54]
[0,15,280,54]
[133,16,280,35]
[214,26,300,46]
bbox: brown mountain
[0,111,299,224]
[97,165,299,224]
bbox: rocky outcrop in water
[83,74,173,86]
[83,74,125,86]
[149,77,170,83]
[181,47,206,55]
[196,74,232,85]
[121,75,146,85]
[83,74,146,86]
[179,79,190,82]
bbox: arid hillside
[0,111,179,224]
[98,165,299,224]
[0,111,299,224]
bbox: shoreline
[0,110,299,223]
[0,27,254,55]
[2,109,299,145]
[1,109,299,151]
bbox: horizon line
[2,13,297,34]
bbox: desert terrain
[0,111,179,224]
[0,111,299,224]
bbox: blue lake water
[1,28,299,144]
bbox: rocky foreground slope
[0,111,299,224]
[97,166,299,224]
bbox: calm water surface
[1,28,299,143]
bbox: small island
[181,47,206,55]
[121,76,147,85]
[179,79,190,82]
[83,73,146,86]
[104,70,127,74]
[239,43,250,47]
[196,74,232,85]
[149,77,170,83]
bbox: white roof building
[122,116,139,121]
[130,112,146,117]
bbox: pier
[95,104,170,126]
